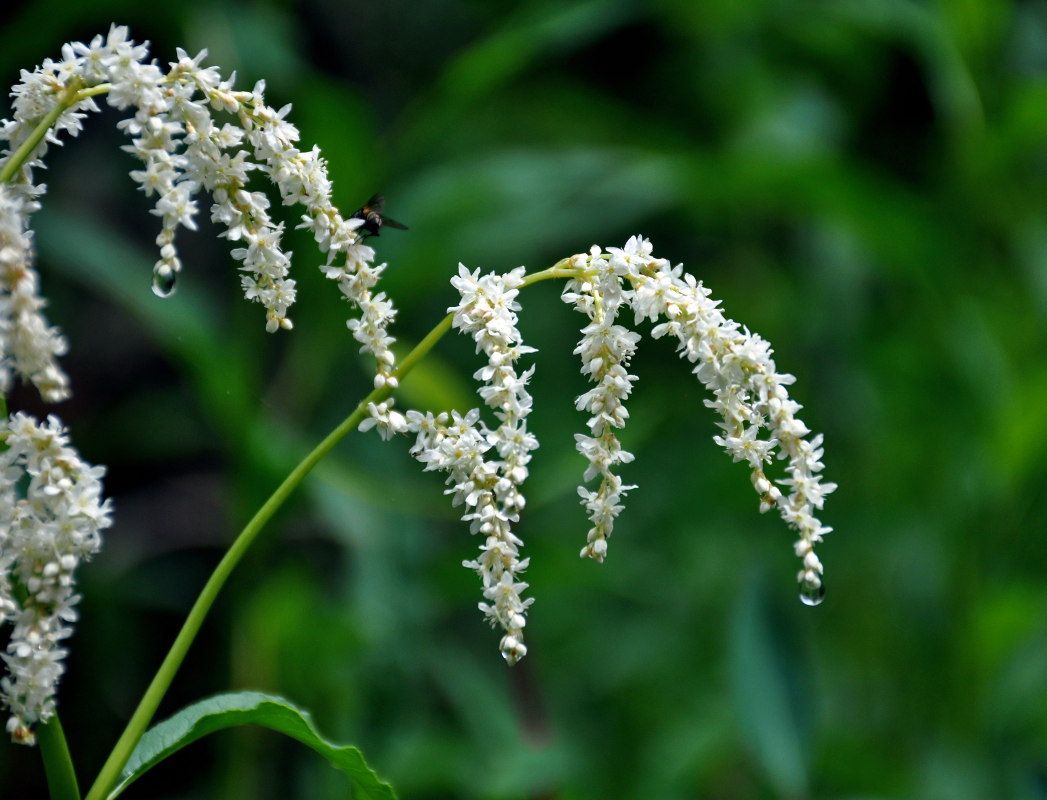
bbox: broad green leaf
[107,691,395,800]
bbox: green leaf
[107,691,396,800]
[728,574,811,799]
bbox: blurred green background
[3,0,1047,798]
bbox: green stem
[520,259,576,287]
[84,313,451,800]
[396,312,453,375]
[38,715,81,800]
[0,84,110,185]
[84,403,373,800]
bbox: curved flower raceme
[0,24,397,382]
[566,237,836,602]
[367,241,834,663]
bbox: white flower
[359,400,407,440]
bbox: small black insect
[351,193,408,238]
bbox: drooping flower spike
[0,413,112,745]
[367,239,834,662]
[364,265,539,664]
[566,237,835,603]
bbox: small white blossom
[359,400,407,440]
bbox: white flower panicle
[0,413,112,745]
[0,25,398,380]
[0,186,70,402]
[362,265,539,663]
[568,236,835,601]
[562,247,639,562]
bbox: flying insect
[351,193,408,238]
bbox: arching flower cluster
[361,265,538,663]
[367,239,834,663]
[570,237,836,603]
[0,25,837,749]
[0,24,397,382]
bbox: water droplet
[799,577,825,607]
[499,634,527,665]
[152,267,178,298]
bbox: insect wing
[380,215,409,230]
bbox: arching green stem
[84,374,389,800]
